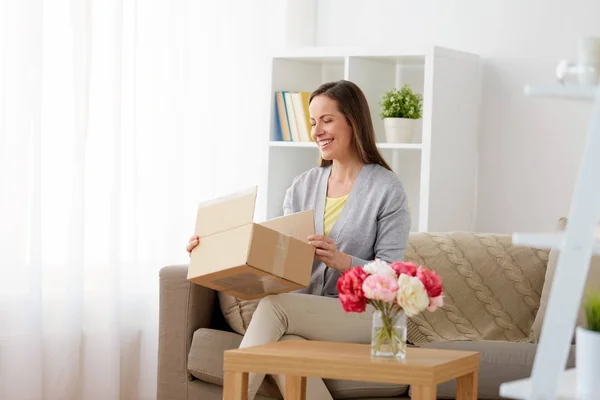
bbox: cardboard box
[187,186,315,300]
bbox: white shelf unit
[499,84,600,399]
[261,46,482,232]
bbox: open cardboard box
[187,186,315,300]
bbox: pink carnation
[337,267,369,313]
[391,261,418,277]
[416,266,443,298]
[427,295,444,312]
[362,274,399,302]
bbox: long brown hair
[309,80,391,170]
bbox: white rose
[363,259,396,279]
[396,274,430,317]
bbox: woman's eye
[324,120,332,124]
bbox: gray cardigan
[283,163,411,297]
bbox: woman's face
[309,94,354,162]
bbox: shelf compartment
[271,57,345,93]
[346,56,425,144]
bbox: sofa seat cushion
[414,340,576,399]
[188,328,282,398]
[188,328,409,399]
[404,232,549,345]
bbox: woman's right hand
[186,235,200,256]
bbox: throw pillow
[405,231,548,346]
[218,291,260,335]
[529,218,600,343]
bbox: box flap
[259,209,315,243]
[194,186,257,238]
[188,224,253,281]
[247,224,314,286]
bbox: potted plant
[576,290,600,397]
[379,84,423,143]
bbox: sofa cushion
[530,217,600,343]
[188,328,409,399]
[404,232,548,345]
[414,340,576,399]
[218,291,260,335]
[188,328,282,399]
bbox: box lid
[194,186,257,238]
[259,210,315,243]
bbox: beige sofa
[157,230,582,400]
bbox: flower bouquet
[336,259,443,358]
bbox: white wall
[316,0,599,233]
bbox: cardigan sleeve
[350,255,370,268]
[282,185,293,216]
[372,182,411,263]
[349,182,411,268]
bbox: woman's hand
[307,235,351,272]
[186,235,200,256]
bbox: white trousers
[238,293,374,400]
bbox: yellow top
[323,194,349,236]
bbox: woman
[186,80,411,399]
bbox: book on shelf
[274,91,313,142]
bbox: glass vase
[370,308,407,359]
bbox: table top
[223,341,479,385]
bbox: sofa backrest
[405,231,549,345]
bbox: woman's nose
[312,122,324,137]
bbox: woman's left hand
[307,235,351,272]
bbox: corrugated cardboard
[187,186,315,300]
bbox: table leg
[456,370,478,400]
[411,385,436,400]
[284,375,306,400]
[223,371,248,400]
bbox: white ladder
[499,84,600,400]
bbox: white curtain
[0,0,283,398]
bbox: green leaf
[583,291,600,332]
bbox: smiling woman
[187,79,411,400]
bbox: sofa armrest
[157,264,217,400]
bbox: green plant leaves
[583,291,600,332]
[379,84,423,119]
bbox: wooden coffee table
[223,340,479,400]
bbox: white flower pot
[576,327,600,398]
[383,118,416,143]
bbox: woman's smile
[317,138,334,149]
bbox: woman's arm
[282,185,293,216]
[351,182,411,267]
[373,182,411,262]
